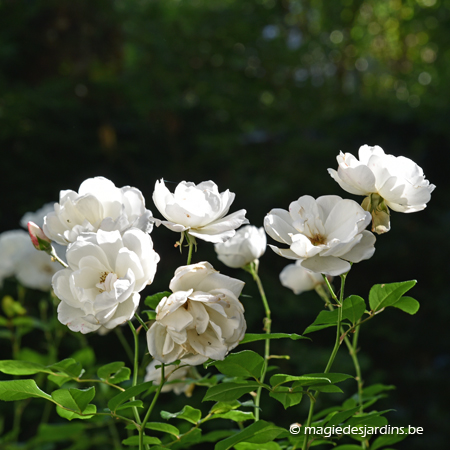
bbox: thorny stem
[302,273,347,450]
[246,261,271,422]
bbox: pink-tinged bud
[28,221,52,252]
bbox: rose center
[309,233,326,246]
[96,271,118,293]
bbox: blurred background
[0,0,448,449]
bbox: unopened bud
[361,194,390,234]
[27,221,52,252]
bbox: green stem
[128,321,142,426]
[186,232,195,265]
[247,261,271,422]
[352,325,364,414]
[134,313,149,332]
[315,280,365,417]
[324,274,346,373]
[302,273,347,450]
[140,363,166,450]
[50,246,69,268]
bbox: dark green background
[0,1,448,449]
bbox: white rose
[44,177,153,245]
[280,261,326,295]
[152,179,248,243]
[0,230,60,291]
[147,262,246,364]
[53,229,159,333]
[215,225,266,268]
[328,145,435,233]
[264,195,376,276]
[144,360,191,395]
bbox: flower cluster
[6,146,433,377]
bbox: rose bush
[152,179,248,243]
[147,261,246,364]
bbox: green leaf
[160,405,202,424]
[270,374,329,388]
[391,296,420,315]
[122,436,161,446]
[47,374,72,387]
[56,403,96,421]
[145,291,171,309]
[369,280,417,312]
[370,428,409,450]
[51,387,95,413]
[235,443,282,450]
[172,428,203,447]
[343,295,366,324]
[363,384,396,397]
[211,350,264,379]
[311,384,344,393]
[203,381,261,402]
[240,333,307,344]
[333,446,366,450]
[0,379,52,401]
[97,361,124,379]
[0,360,52,376]
[115,400,144,411]
[47,359,83,378]
[326,407,360,426]
[107,381,153,412]
[145,422,180,437]
[141,310,157,320]
[200,430,236,443]
[212,410,255,422]
[304,296,366,334]
[210,400,241,414]
[271,373,352,388]
[214,420,286,450]
[97,361,131,384]
[345,410,391,429]
[269,387,303,409]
